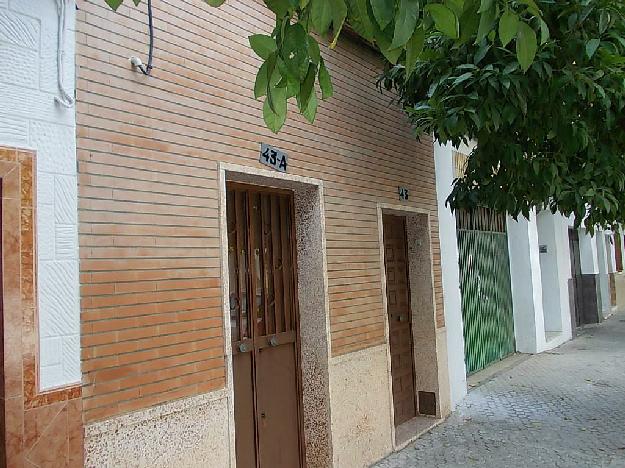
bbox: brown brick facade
[76,0,444,422]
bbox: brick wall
[76,0,444,422]
[0,0,80,390]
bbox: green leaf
[204,0,226,5]
[318,57,334,99]
[373,21,403,64]
[405,26,425,77]
[539,19,549,45]
[516,21,537,72]
[299,63,317,110]
[330,0,348,47]
[263,0,294,17]
[599,10,610,34]
[445,0,464,17]
[425,4,459,39]
[301,90,318,123]
[518,0,540,17]
[249,35,277,60]
[476,6,496,43]
[311,0,333,35]
[282,23,310,80]
[346,0,376,42]
[458,0,480,43]
[452,72,473,86]
[391,0,420,49]
[105,0,124,10]
[307,35,321,64]
[586,38,600,58]
[478,0,493,14]
[370,0,395,30]
[498,10,519,47]
[254,54,280,99]
[263,86,288,133]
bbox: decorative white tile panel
[37,204,55,261]
[0,114,28,147]
[0,42,38,89]
[38,260,79,338]
[62,335,81,383]
[54,175,77,224]
[37,171,54,205]
[39,364,65,390]
[29,122,76,174]
[55,224,77,259]
[40,336,62,367]
[0,0,80,390]
[0,10,38,49]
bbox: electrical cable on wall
[54,0,75,108]
[130,0,154,76]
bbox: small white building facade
[435,143,621,408]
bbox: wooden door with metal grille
[226,184,303,468]
[383,214,417,426]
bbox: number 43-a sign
[260,143,288,172]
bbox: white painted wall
[596,231,611,318]
[433,142,466,409]
[535,212,572,347]
[507,212,547,353]
[579,229,599,274]
[0,0,80,389]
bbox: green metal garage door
[457,209,515,374]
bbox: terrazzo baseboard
[84,389,230,468]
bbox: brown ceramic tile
[5,396,25,467]
[67,399,84,468]
[5,333,23,398]
[0,161,17,182]
[19,159,33,208]
[25,402,69,467]
[23,401,65,451]
[0,147,17,162]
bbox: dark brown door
[569,229,583,327]
[226,184,303,468]
[383,214,417,426]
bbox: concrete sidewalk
[374,312,625,467]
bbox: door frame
[376,203,443,449]
[218,162,334,468]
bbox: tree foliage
[104,0,625,229]
[105,0,546,131]
[382,0,625,230]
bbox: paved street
[375,312,625,468]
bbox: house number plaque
[398,186,409,201]
[260,143,288,172]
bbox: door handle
[268,336,279,347]
[238,343,251,353]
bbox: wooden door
[569,229,583,327]
[383,214,417,426]
[227,184,303,468]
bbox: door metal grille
[457,209,515,374]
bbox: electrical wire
[136,0,154,76]
[54,0,75,108]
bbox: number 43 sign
[260,143,288,173]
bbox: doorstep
[467,353,530,390]
[394,415,443,450]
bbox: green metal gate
[457,208,515,374]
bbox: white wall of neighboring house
[434,141,467,409]
[0,0,80,389]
